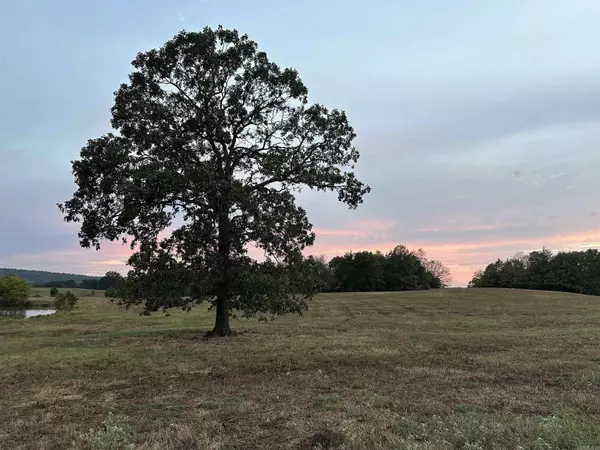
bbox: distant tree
[468,270,484,288]
[302,255,335,293]
[525,248,553,290]
[80,279,100,290]
[383,245,425,291]
[497,254,528,288]
[415,249,452,287]
[0,275,30,307]
[580,249,600,296]
[353,251,387,292]
[327,245,446,292]
[55,291,78,311]
[329,253,355,292]
[469,248,600,296]
[43,279,78,288]
[329,251,386,292]
[104,287,122,299]
[469,259,503,288]
[58,26,370,336]
[548,251,584,293]
[49,287,59,297]
[426,260,451,287]
[98,271,126,291]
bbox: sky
[2,0,600,286]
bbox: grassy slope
[2,289,600,449]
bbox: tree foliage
[43,279,78,289]
[469,248,600,295]
[313,246,450,292]
[98,271,126,291]
[55,291,79,311]
[59,26,369,335]
[0,275,30,307]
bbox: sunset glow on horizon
[5,220,600,287]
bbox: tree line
[305,245,451,292]
[469,248,600,295]
[0,268,97,285]
[32,246,450,297]
[36,271,125,291]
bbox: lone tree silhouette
[59,26,370,336]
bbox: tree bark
[207,197,234,337]
[209,290,232,336]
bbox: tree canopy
[325,246,451,292]
[59,26,370,335]
[469,248,600,295]
[0,275,30,307]
[97,271,126,291]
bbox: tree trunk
[206,197,234,337]
[209,289,232,336]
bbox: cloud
[0,242,131,276]
[417,224,504,233]
[313,218,395,238]
[513,170,545,186]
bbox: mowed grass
[3,289,600,449]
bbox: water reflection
[0,308,56,318]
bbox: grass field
[3,288,600,449]
[21,287,102,308]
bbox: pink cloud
[0,241,132,277]
[313,218,395,239]
[417,224,504,233]
[354,218,396,231]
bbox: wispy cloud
[513,170,545,186]
[313,218,395,239]
[417,224,504,233]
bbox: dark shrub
[104,287,121,299]
[55,291,78,311]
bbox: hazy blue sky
[2,0,600,285]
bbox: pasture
[2,288,600,449]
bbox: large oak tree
[59,26,370,335]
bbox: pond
[0,308,56,318]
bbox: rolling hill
[0,268,98,285]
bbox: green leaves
[55,291,78,311]
[0,275,30,307]
[469,248,600,295]
[59,25,370,324]
[327,246,446,292]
